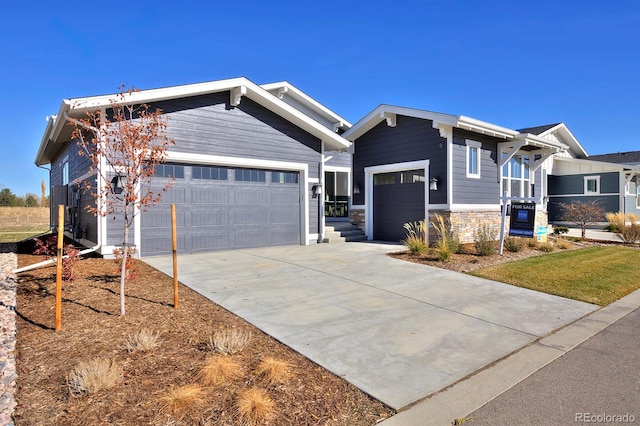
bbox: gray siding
[451,129,501,205]
[325,150,351,168]
[352,115,447,205]
[548,172,620,195]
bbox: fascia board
[343,104,458,141]
[458,116,518,139]
[554,156,636,171]
[515,133,568,150]
[538,123,589,158]
[260,81,352,129]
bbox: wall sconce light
[311,184,322,198]
[111,175,125,194]
[429,177,439,191]
[353,184,360,195]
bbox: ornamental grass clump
[67,358,122,397]
[235,387,277,426]
[431,214,461,262]
[123,329,161,352]
[402,220,428,255]
[605,212,640,243]
[159,384,206,420]
[255,357,294,384]
[198,355,243,386]
[209,328,252,355]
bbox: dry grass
[209,328,252,355]
[123,329,161,352]
[67,358,122,397]
[255,357,294,384]
[236,387,277,425]
[198,355,243,386]
[159,384,206,420]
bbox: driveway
[144,242,597,410]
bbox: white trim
[550,193,616,198]
[447,129,453,206]
[364,160,430,241]
[466,140,482,179]
[584,175,600,195]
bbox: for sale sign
[509,202,536,238]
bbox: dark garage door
[373,169,425,241]
[141,164,301,256]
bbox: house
[35,78,353,257]
[342,106,638,243]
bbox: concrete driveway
[144,242,597,411]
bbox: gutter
[13,244,101,274]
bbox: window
[374,173,395,185]
[272,171,298,184]
[62,160,69,185]
[400,169,425,184]
[192,166,228,181]
[584,176,600,194]
[153,164,184,179]
[235,168,266,182]
[466,140,481,178]
[501,153,531,198]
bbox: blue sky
[1,0,638,198]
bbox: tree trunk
[120,224,129,316]
[581,224,586,239]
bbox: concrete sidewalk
[145,242,596,411]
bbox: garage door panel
[142,166,300,256]
[373,172,424,242]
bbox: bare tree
[560,200,606,239]
[71,85,174,315]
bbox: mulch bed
[13,253,394,425]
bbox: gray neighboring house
[35,78,352,257]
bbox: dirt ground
[13,251,394,426]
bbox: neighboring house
[548,149,640,222]
[35,77,352,257]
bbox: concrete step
[324,223,366,243]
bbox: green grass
[470,246,640,306]
[0,226,50,243]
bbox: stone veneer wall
[349,207,550,245]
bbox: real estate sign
[509,202,536,238]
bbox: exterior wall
[325,150,351,168]
[624,178,640,216]
[547,172,620,222]
[352,115,447,206]
[451,128,502,205]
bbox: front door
[324,171,349,219]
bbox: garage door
[141,164,301,256]
[373,169,425,241]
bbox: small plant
[402,221,428,255]
[504,237,525,253]
[555,239,572,250]
[159,384,206,420]
[552,226,569,237]
[537,242,555,252]
[527,239,539,248]
[431,214,461,262]
[67,358,122,397]
[473,224,497,256]
[235,387,276,426]
[255,357,293,384]
[209,328,252,355]
[113,246,139,281]
[605,212,640,243]
[34,235,81,280]
[123,329,161,352]
[198,355,243,386]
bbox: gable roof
[35,77,351,166]
[588,151,640,165]
[517,123,562,135]
[260,81,352,132]
[519,122,588,159]
[342,104,520,141]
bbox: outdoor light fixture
[353,184,360,195]
[311,184,322,198]
[110,175,125,194]
[429,177,439,191]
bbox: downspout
[13,244,101,274]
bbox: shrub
[159,384,206,420]
[67,358,122,397]
[527,239,539,248]
[198,355,243,386]
[236,387,276,426]
[552,226,569,237]
[473,224,497,256]
[431,214,461,262]
[504,237,525,253]
[209,328,252,355]
[537,242,555,252]
[402,221,428,255]
[34,235,81,281]
[555,239,572,250]
[255,357,293,384]
[560,200,605,239]
[123,329,161,352]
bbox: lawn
[470,246,640,306]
